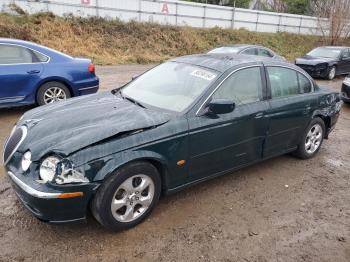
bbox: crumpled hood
[17,92,171,160]
[295,55,337,66]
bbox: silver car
[208,44,286,61]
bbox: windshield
[121,62,218,112]
[208,47,241,54]
[307,47,341,58]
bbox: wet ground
[0,65,349,262]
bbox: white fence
[1,0,322,35]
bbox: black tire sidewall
[36,81,71,106]
[297,118,325,159]
[91,161,161,231]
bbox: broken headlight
[54,159,89,185]
[39,156,88,184]
[39,156,60,182]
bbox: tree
[284,0,310,15]
[255,0,311,15]
[184,0,251,8]
[311,0,350,44]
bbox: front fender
[86,150,169,182]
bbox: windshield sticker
[191,69,217,81]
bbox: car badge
[24,118,43,128]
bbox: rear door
[0,44,45,104]
[188,65,269,182]
[263,65,318,158]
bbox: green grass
[0,12,347,65]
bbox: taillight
[88,63,95,74]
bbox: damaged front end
[55,159,89,185]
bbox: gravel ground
[0,65,349,262]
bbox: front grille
[3,126,27,164]
[342,84,350,97]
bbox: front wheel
[294,118,325,159]
[327,66,336,80]
[91,161,161,231]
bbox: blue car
[0,38,99,108]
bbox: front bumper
[296,64,329,78]
[7,170,99,223]
[341,83,350,102]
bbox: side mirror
[207,99,235,115]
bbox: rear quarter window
[33,50,49,62]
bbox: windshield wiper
[121,92,146,108]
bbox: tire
[327,66,336,80]
[91,161,161,231]
[294,117,325,159]
[36,81,71,106]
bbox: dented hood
[17,92,171,160]
[295,55,337,66]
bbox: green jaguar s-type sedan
[4,54,342,231]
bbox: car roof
[0,38,73,61]
[0,38,41,48]
[318,46,349,50]
[172,53,294,73]
[213,44,268,50]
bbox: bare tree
[311,0,350,45]
[252,0,287,12]
[268,0,287,12]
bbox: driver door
[187,66,269,182]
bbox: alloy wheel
[329,67,336,80]
[305,124,323,154]
[110,175,155,223]
[43,87,67,104]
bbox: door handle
[255,112,264,119]
[27,70,40,74]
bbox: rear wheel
[36,81,71,106]
[294,117,325,159]
[91,161,161,231]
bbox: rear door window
[0,45,34,64]
[267,67,313,98]
[241,48,257,56]
[258,48,273,57]
[298,72,313,93]
[342,49,350,59]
